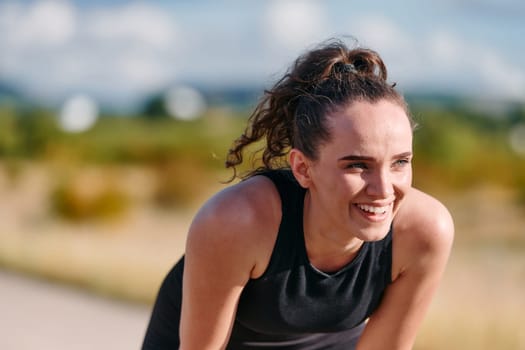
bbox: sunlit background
[0,1,524,349]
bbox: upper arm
[179,176,281,350]
[356,189,454,350]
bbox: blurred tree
[507,103,525,126]
[15,108,59,158]
[141,94,170,120]
[0,105,20,156]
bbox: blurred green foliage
[1,100,525,219]
[0,105,246,166]
[410,102,525,194]
[0,105,60,158]
[51,179,130,221]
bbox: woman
[142,38,454,350]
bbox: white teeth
[357,204,389,214]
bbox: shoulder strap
[252,169,305,277]
[256,169,301,212]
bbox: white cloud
[2,0,76,48]
[478,51,525,100]
[115,52,175,91]
[427,31,525,99]
[345,16,525,100]
[0,1,523,106]
[350,15,413,53]
[346,16,425,87]
[264,0,328,51]
[79,3,179,99]
[0,0,180,106]
[85,2,176,50]
[429,32,463,66]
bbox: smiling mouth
[356,203,392,215]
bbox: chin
[358,222,393,242]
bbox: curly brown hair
[225,38,414,181]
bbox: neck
[302,191,364,273]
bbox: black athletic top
[142,169,393,350]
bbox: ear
[289,148,312,188]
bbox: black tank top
[142,169,392,350]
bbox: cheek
[405,167,413,185]
[317,173,359,199]
[339,174,366,196]
[401,170,412,185]
[394,169,413,193]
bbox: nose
[366,169,394,198]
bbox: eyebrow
[338,152,413,162]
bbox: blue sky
[1,0,524,109]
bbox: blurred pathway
[0,269,152,350]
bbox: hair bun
[347,49,388,81]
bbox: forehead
[324,100,413,155]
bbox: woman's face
[303,99,413,241]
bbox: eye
[393,158,411,168]
[345,162,368,170]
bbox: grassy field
[0,162,524,349]
[415,186,525,349]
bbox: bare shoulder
[190,174,281,237]
[180,176,282,347]
[392,188,455,276]
[395,188,454,244]
[185,174,282,278]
